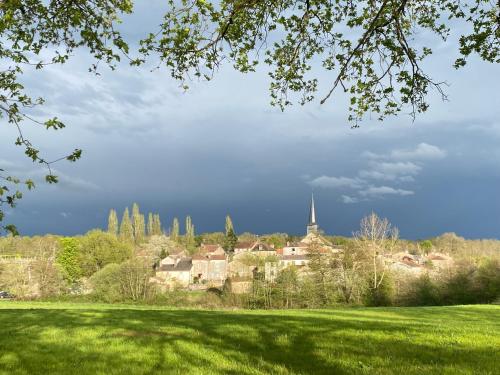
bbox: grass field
[0,302,498,374]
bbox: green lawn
[0,302,498,374]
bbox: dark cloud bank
[1,2,499,240]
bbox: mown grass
[0,302,498,374]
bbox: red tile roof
[201,244,222,252]
[235,241,255,249]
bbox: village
[146,196,454,293]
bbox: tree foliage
[90,258,155,302]
[140,0,499,122]
[119,207,133,243]
[147,212,154,237]
[225,215,234,235]
[354,212,398,291]
[57,237,82,284]
[131,203,145,244]
[184,215,195,249]
[223,228,238,253]
[152,213,162,235]
[171,217,180,241]
[107,209,119,236]
[78,229,133,277]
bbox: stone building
[234,240,274,255]
[191,253,228,285]
[154,255,193,287]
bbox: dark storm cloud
[1,2,499,239]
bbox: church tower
[307,193,319,235]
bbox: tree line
[0,211,499,308]
[108,203,162,243]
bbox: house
[199,244,225,256]
[282,242,309,256]
[192,253,228,285]
[154,255,193,287]
[234,241,256,254]
[280,254,310,268]
[234,240,276,256]
[281,233,337,256]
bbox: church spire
[307,193,318,234]
[309,193,316,225]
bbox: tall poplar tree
[107,209,118,236]
[137,213,146,244]
[131,203,145,244]
[153,214,162,235]
[119,207,133,243]
[185,216,192,236]
[225,215,234,236]
[185,215,195,249]
[147,212,154,236]
[171,217,179,241]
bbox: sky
[1,2,500,240]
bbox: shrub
[402,273,441,306]
[89,263,122,302]
[474,258,500,303]
[441,267,477,305]
[364,273,395,306]
[207,287,222,297]
[89,258,156,302]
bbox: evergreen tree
[147,213,154,236]
[225,214,234,236]
[171,217,179,241]
[107,209,118,236]
[119,207,133,243]
[223,227,238,253]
